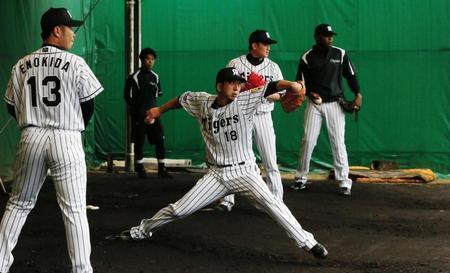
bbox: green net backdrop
[1,0,449,177]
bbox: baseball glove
[338,98,361,113]
[280,82,305,113]
[242,72,265,91]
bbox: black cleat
[310,243,328,259]
[158,168,173,179]
[339,187,351,196]
[105,229,132,241]
[135,164,147,179]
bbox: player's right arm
[4,70,16,120]
[144,96,181,124]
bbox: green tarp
[1,0,449,177]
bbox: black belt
[216,161,245,168]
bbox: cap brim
[318,31,337,36]
[69,19,83,27]
[262,38,277,44]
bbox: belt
[216,161,245,168]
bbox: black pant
[133,116,165,162]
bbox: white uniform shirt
[227,55,283,113]
[179,86,267,166]
[4,45,103,131]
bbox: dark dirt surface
[2,172,450,273]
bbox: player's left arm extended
[144,96,181,124]
[264,80,305,98]
[342,53,362,107]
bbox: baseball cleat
[310,243,328,259]
[105,229,132,241]
[290,181,308,191]
[157,168,173,179]
[339,187,351,196]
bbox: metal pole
[124,0,136,172]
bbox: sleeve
[296,57,312,96]
[123,76,133,106]
[178,91,209,118]
[80,99,94,127]
[238,85,266,116]
[4,67,16,106]
[226,58,237,68]
[274,63,284,81]
[6,103,16,119]
[342,52,361,94]
[157,79,163,97]
[77,58,104,102]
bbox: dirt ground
[2,171,450,273]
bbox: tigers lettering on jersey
[201,114,239,134]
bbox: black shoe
[339,187,351,196]
[214,204,231,212]
[135,164,147,179]
[105,229,132,241]
[310,243,328,259]
[158,168,173,179]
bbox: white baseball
[312,96,322,105]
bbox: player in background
[107,67,328,260]
[1,8,103,273]
[290,24,362,196]
[124,48,172,179]
[218,30,284,211]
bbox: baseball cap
[248,30,277,45]
[314,24,337,36]
[41,7,83,34]
[216,67,246,84]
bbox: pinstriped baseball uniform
[1,45,103,273]
[294,44,360,191]
[127,84,319,252]
[221,55,284,210]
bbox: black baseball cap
[314,24,337,36]
[216,67,246,84]
[248,30,277,45]
[41,8,83,34]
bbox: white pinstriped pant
[220,112,283,209]
[0,127,92,273]
[130,163,317,250]
[295,101,352,189]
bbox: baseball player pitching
[218,29,284,212]
[1,8,103,273]
[107,67,328,260]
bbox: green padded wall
[1,0,449,177]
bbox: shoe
[290,181,308,191]
[105,229,132,241]
[214,204,231,212]
[310,243,328,259]
[339,187,351,196]
[135,164,147,179]
[158,168,173,179]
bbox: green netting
[1,0,449,177]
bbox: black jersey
[296,45,360,102]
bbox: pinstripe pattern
[128,88,318,252]
[1,45,102,273]
[222,55,283,209]
[4,46,103,131]
[295,101,352,189]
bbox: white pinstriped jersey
[4,45,103,131]
[227,55,283,113]
[179,86,267,166]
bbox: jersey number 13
[27,76,61,107]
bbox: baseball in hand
[312,96,322,105]
[311,92,322,105]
